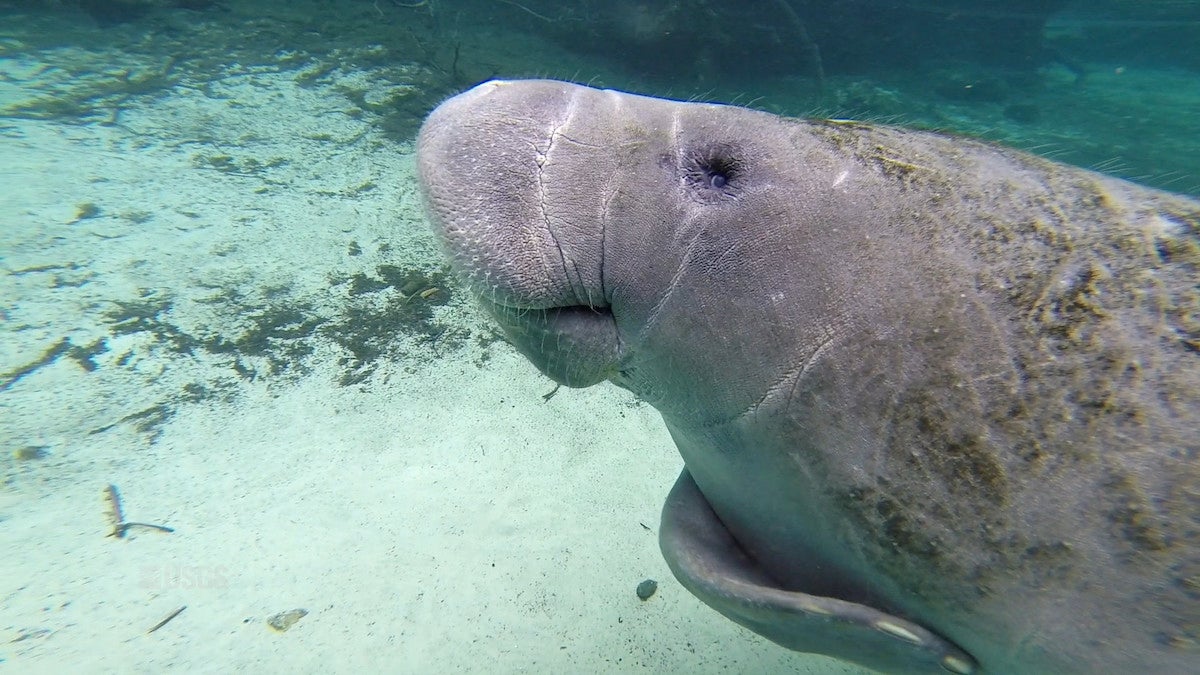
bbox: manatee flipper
[660,470,977,675]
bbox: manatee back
[773,120,1200,668]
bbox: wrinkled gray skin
[416,80,1200,674]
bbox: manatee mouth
[486,301,623,388]
[660,470,977,675]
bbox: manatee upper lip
[423,82,607,315]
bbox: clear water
[1,1,1196,672]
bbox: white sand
[0,38,864,674]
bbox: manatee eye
[684,143,744,202]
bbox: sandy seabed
[0,25,867,675]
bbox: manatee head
[416,78,865,424]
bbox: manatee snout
[418,80,603,310]
[417,81,622,386]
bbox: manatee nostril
[684,142,745,202]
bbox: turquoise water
[2,1,1198,195]
[1,1,1197,673]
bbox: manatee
[415,79,1200,674]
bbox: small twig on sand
[104,484,174,538]
[113,521,176,537]
[147,606,187,634]
[104,484,125,535]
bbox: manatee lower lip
[489,301,615,337]
[488,296,610,314]
[488,302,622,387]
